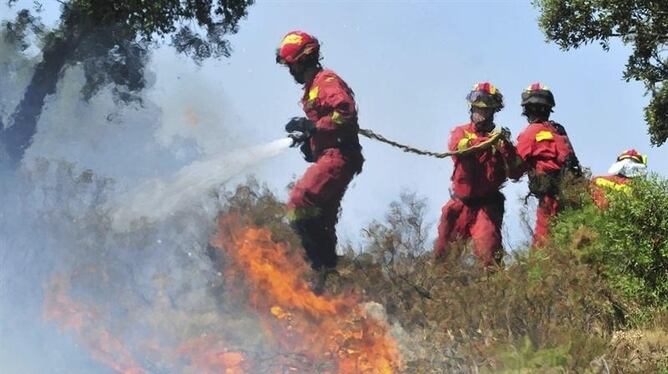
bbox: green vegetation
[553,176,668,314]
[1,0,254,164]
[534,0,668,146]
[224,176,668,372]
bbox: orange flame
[43,276,147,374]
[41,213,401,373]
[177,336,247,374]
[212,214,403,373]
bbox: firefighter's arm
[448,127,490,154]
[515,128,536,162]
[497,138,526,180]
[310,79,357,135]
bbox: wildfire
[211,214,403,373]
[43,276,147,374]
[42,213,402,373]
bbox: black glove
[500,126,512,141]
[299,141,315,163]
[285,117,316,162]
[285,117,316,135]
[288,132,310,147]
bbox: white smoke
[111,138,291,231]
[0,38,285,373]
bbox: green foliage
[219,179,668,372]
[3,0,253,101]
[553,175,668,311]
[533,0,668,145]
[68,0,254,61]
[342,194,623,372]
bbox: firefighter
[434,82,523,267]
[276,31,364,288]
[516,83,582,247]
[591,149,648,209]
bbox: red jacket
[516,121,576,175]
[590,174,632,209]
[301,69,361,160]
[448,123,522,200]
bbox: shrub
[552,175,668,311]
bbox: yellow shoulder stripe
[457,131,478,151]
[535,130,554,142]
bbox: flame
[41,213,401,373]
[211,214,403,373]
[177,336,247,374]
[43,276,147,374]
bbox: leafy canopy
[534,0,668,145]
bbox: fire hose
[358,128,502,158]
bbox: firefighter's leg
[434,199,468,259]
[532,194,559,248]
[289,217,327,270]
[317,202,341,269]
[470,197,504,266]
[287,151,355,270]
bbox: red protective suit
[590,175,631,209]
[434,123,523,266]
[516,121,577,247]
[287,69,363,270]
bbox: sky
[0,2,665,372]
[200,1,666,249]
[2,0,665,250]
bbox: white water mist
[111,138,292,231]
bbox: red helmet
[617,149,647,165]
[466,82,504,110]
[276,31,320,65]
[521,82,555,108]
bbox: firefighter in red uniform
[516,83,582,247]
[276,31,364,281]
[591,149,648,209]
[434,82,523,267]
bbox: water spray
[111,137,292,230]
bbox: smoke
[111,138,291,231]
[0,39,287,372]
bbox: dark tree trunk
[0,30,81,167]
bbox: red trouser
[287,148,363,270]
[532,194,559,248]
[434,193,504,266]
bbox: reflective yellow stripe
[308,86,319,102]
[594,177,631,193]
[457,131,478,151]
[331,111,344,125]
[287,206,321,221]
[471,102,489,108]
[281,34,303,46]
[535,130,554,142]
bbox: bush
[217,178,667,372]
[552,175,668,311]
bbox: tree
[1,0,253,166]
[533,0,668,146]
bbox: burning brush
[42,212,402,373]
